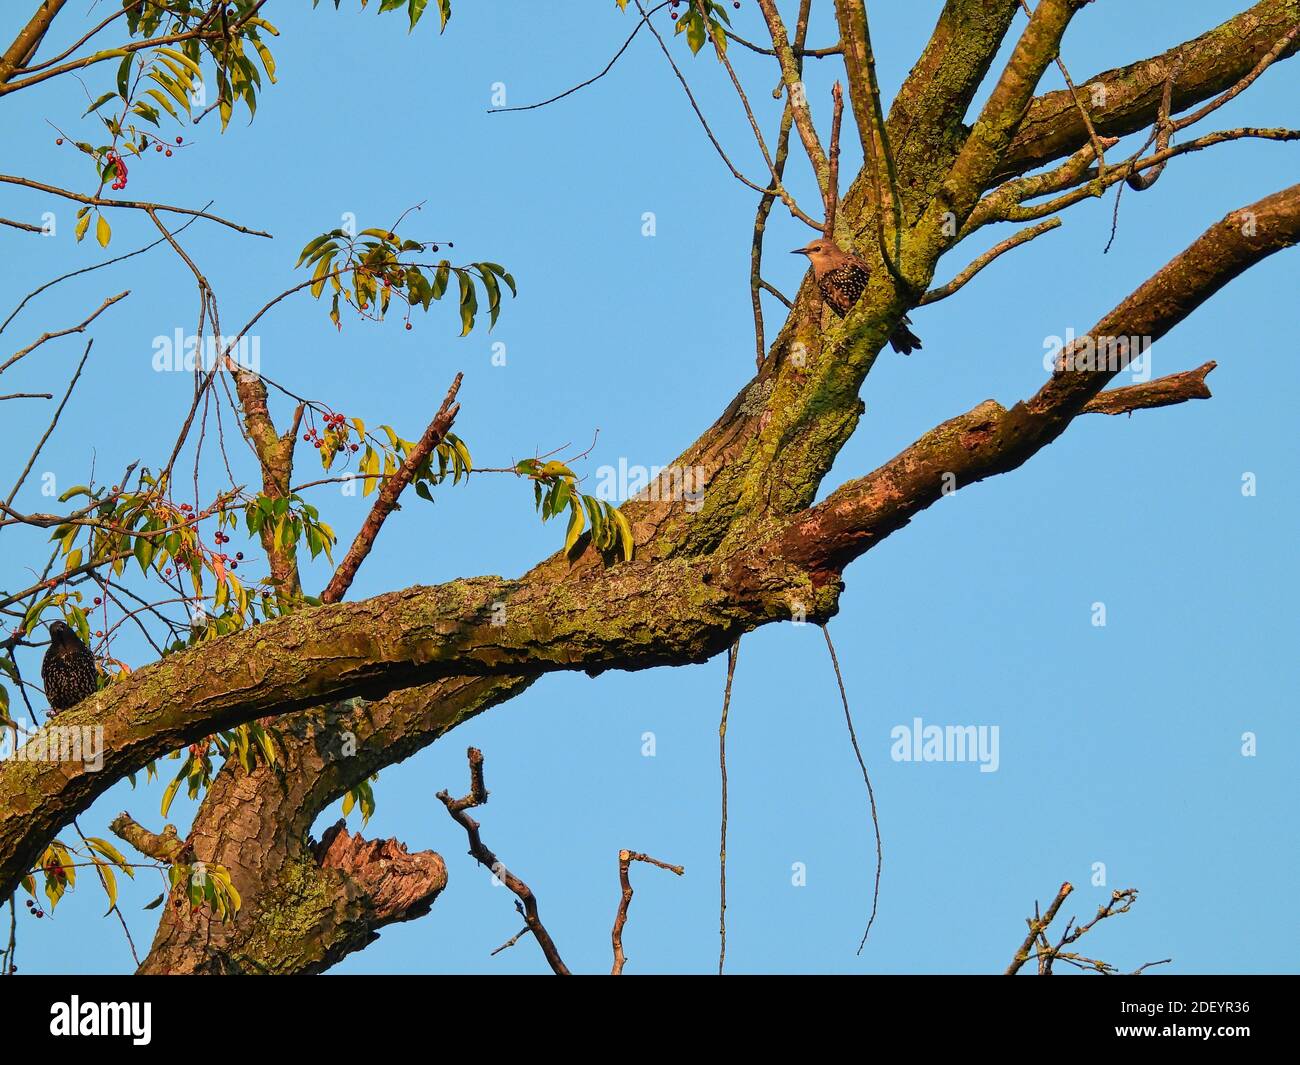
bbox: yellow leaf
[95,213,111,248]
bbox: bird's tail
[889,316,923,356]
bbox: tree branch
[437,747,569,975]
[320,374,462,604]
[997,0,1300,180]
[1081,361,1216,416]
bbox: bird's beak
[791,248,808,255]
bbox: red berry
[156,145,163,152]
[405,322,412,331]
[176,136,183,145]
[235,552,244,560]
[165,149,172,157]
[303,433,311,441]
[55,137,63,145]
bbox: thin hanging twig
[718,638,740,975]
[822,623,882,954]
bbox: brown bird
[41,620,99,714]
[793,238,922,355]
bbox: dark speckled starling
[42,621,99,714]
[793,238,922,355]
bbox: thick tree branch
[932,0,1088,227]
[780,184,1300,578]
[997,0,1300,180]
[886,0,1022,217]
[0,0,68,84]
[7,171,1294,906]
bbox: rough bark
[998,0,1300,179]
[2,2,1297,975]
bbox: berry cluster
[105,148,128,191]
[304,412,360,453]
[54,134,185,176]
[24,898,46,920]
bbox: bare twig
[320,374,463,604]
[489,1,673,114]
[611,849,684,975]
[1007,883,1172,975]
[5,339,93,509]
[718,638,739,975]
[437,747,570,975]
[0,291,127,377]
[749,0,811,368]
[1006,881,1073,975]
[1082,361,1216,416]
[822,623,882,954]
[920,219,1062,305]
[634,1,820,230]
[0,174,269,237]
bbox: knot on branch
[314,819,447,923]
[110,812,192,864]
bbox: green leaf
[116,53,133,100]
[134,533,153,574]
[457,271,476,335]
[563,497,584,554]
[160,766,185,817]
[85,836,135,878]
[611,507,634,561]
[95,861,119,913]
[83,91,117,116]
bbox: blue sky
[1,1,1296,974]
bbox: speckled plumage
[42,621,99,713]
[794,238,923,355]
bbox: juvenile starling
[42,621,99,714]
[793,238,923,355]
